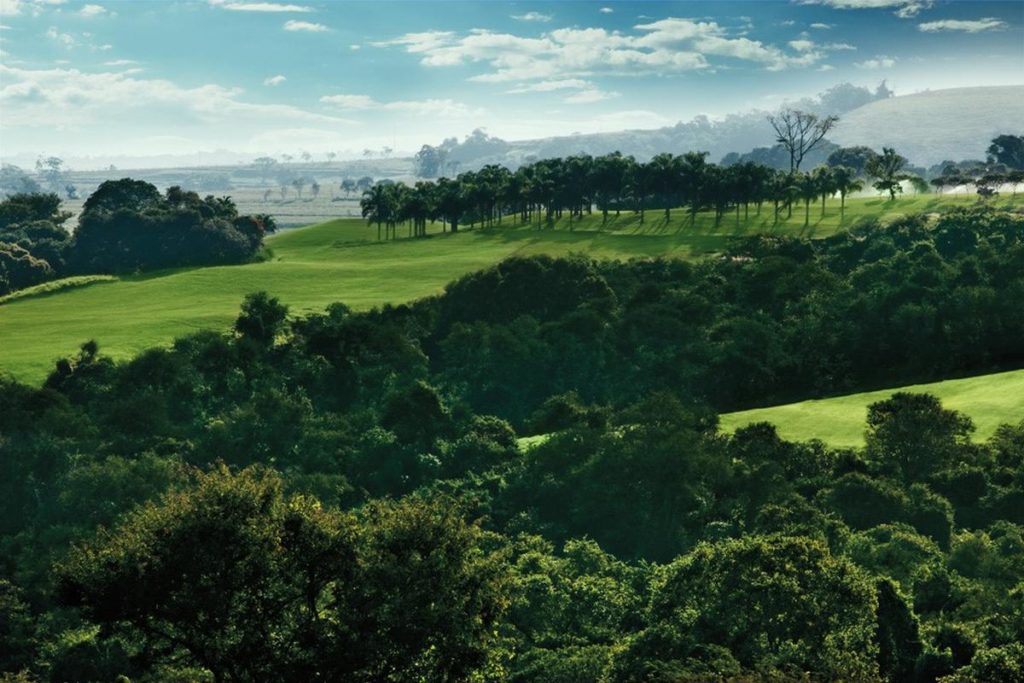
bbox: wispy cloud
[0,63,353,129]
[320,93,480,117]
[79,4,107,17]
[855,55,896,68]
[45,25,75,47]
[810,22,833,29]
[798,0,931,19]
[263,74,286,86]
[564,87,619,104]
[283,19,328,32]
[209,0,312,12]
[511,11,552,22]
[918,17,1007,33]
[599,7,613,13]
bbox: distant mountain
[829,86,1024,167]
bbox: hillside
[0,193,1018,385]
[720,368,1024,447]
[831,86,1024,167]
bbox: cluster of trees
[363,139,1019,242]
[2,205,1023,681]
[0,180,275,295]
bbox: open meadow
[1,193,1019,384]
[720,367,1024,447]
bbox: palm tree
[812,166,836,218]
[629,161,654,224]
[796,172,818,227]
[831,166,863,220]
[678,151,709,225]
[360,184,393,241]
[434,177,464,233]
[648,153,678,220]
[866,147,911,201]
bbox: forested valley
[3,205,1024,682]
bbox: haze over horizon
[1,0,1022,169]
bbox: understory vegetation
[2,205,1024,681]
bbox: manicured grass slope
[719,368,1024,447]
[0,194,1016,384]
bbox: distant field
[719,368,1024,447]
[0,193,1019,384]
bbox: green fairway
[0,193,1016,384]
[719,368,1024,447]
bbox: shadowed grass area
[719,368,1024,447]
[0,193,1018,384]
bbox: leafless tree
[768,109,839,173]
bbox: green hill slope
[0,194,1015,384]
[720,368,1024,447]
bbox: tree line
[361,133,1024,240]
[2,205,1023,681]
[0,179,275,295]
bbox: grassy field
[0,193,1018,385]
[719,368,1024,447]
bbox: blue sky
[0,0,1021,166]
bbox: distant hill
[425,84,1022,173]
[428,82,892,172]
[828,86,1024,167]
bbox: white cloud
[2,0,72,15]
[810,22,833,29]
[0,63,353,128]
[511,11,552,22]
[209,0,312,11]
[45,25,75,47]
[599,6,613,13]
[79,3,107,16]
[855,55,896,68]
[320,93,480,117]
[349,44,360,50]
[320,94,376,109]
[377,18,826,84]
[104,59,136,66]
[789,39,816,51]
[817,64,835,71]
[283,19,328,32]
[918,18,1007,33]
[263,74,286,86]
[506,78,592,93]
[799,0,931,18]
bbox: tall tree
[831,166,863,219]
[768,109,840,173]
[987,134,1024,170]
[866,147,912,201]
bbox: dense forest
[2,205,1024,681]
[0,180,275,295]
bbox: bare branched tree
[768,109,839,173]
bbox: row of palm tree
[359,151,1017,240]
